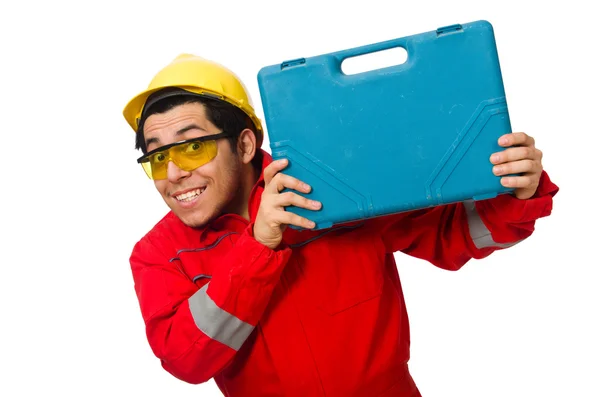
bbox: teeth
[175,188,204,202]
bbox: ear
[237,128,257,165]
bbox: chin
[167,192,233,228]
[178,212,216,229]
[164,195,215,228]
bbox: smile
[175,187,206,202]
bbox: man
[123,54,558,397]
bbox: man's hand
[491,132,544,200]
[254,159,322,249]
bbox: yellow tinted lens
[139,150,169,180]
[140,140,218,180]
[148,151,170,179]
[140,162,153,179]
[173,140,218,172]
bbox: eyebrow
[145,124,207,148]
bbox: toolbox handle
[331,36,410,74]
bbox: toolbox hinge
[436,24,463,36]
[281,58,306,70]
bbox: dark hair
[136,91,263,169]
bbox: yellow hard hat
[123,54,263,147]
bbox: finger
[275,191,322,210]
[491,146,538,164]
[492,159,542,176]
[263,159,289,185]
[267,172,312,195]
[498,132,535,148]
[275,211,316,229]
[500,174,539,189]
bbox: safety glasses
[137,132,232,180]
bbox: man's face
[143,102,243,228]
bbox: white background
[1,0,598,396]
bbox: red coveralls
[130,151,558,396]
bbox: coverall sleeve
[130,223,292,384]
[373,170,559,270]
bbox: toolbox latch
[281,58,306,70]
[436,24,463,36]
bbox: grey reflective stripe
[463,200,521,249]
[188,283,254,351]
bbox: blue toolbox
[257,20,514,230]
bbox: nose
[166,161,191,183]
